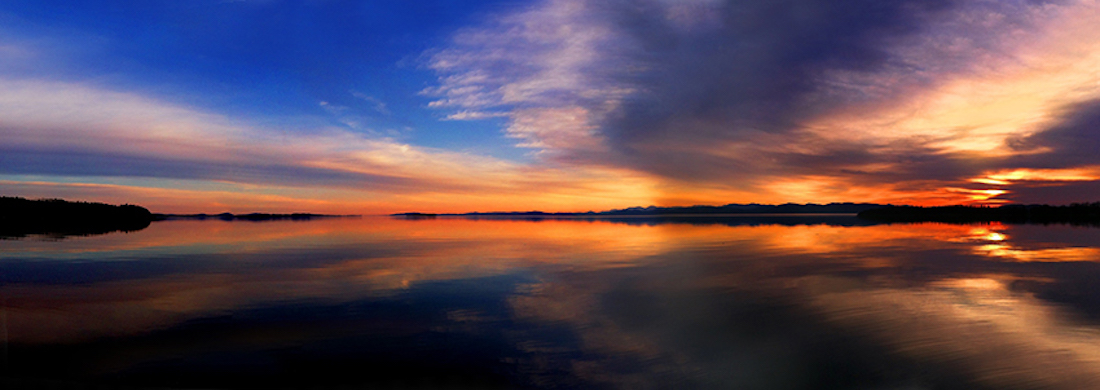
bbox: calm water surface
[3,216,1100,389]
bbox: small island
[1,196,154,238]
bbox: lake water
[3,216,1100,389]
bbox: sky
[2,0,1100,214]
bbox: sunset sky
[2,0,1100,214]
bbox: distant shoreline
[393,212,862,219]
[857,203,1100,225]
[396,202,1100,226]
[0,196,357,238]
[392,202,889,217]
[154,213,360,221]
[7,196,1100,240]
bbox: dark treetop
[0,196,153,238]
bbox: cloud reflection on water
[2,217,1100,388]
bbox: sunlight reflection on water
[2,216,1100,389]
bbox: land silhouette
[858,203,1100,226]
[6,196,1100,240]
[398,202,1100,226]
[1,196,153,238]
[394,202,889,217]
[0,196,357,238]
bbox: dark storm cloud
[1009,99,1100,169]
[429,0,1070,197]
[596,0,1058,183]
[607,0,952,139]
[982,99,1100,203]
[1005,181,1100,204]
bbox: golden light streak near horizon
[756,174,1022,206]
[943,187,1008,202]
[969,167,1100,185]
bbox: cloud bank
[4,0,1100,211]
[426,0,1100,205]
[0,78,655,213]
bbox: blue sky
[0,0,523,158]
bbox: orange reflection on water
[5,217,1100,389]
[945,224,1100,262]
[1,217,681,344]
[4,217,1100,347]
[976,244,1100,262]
[945,224,1010,242]
[811,275,1100,389]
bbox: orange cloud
[970,167,1100,185]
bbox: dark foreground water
[3,216,1100,389]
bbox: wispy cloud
[422,0,631,157]
[350,91,390,115]
[0,78,658,213]
[443,110,508,121]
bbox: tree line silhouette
[857,203,1100,225]
[1,196,153,238]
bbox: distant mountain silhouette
[398,202,1100,226]
[594,202,887,215]
[1,196,153,238]
[394,202,888,217]
[457,214,881,227]
[857,203,1100,225]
